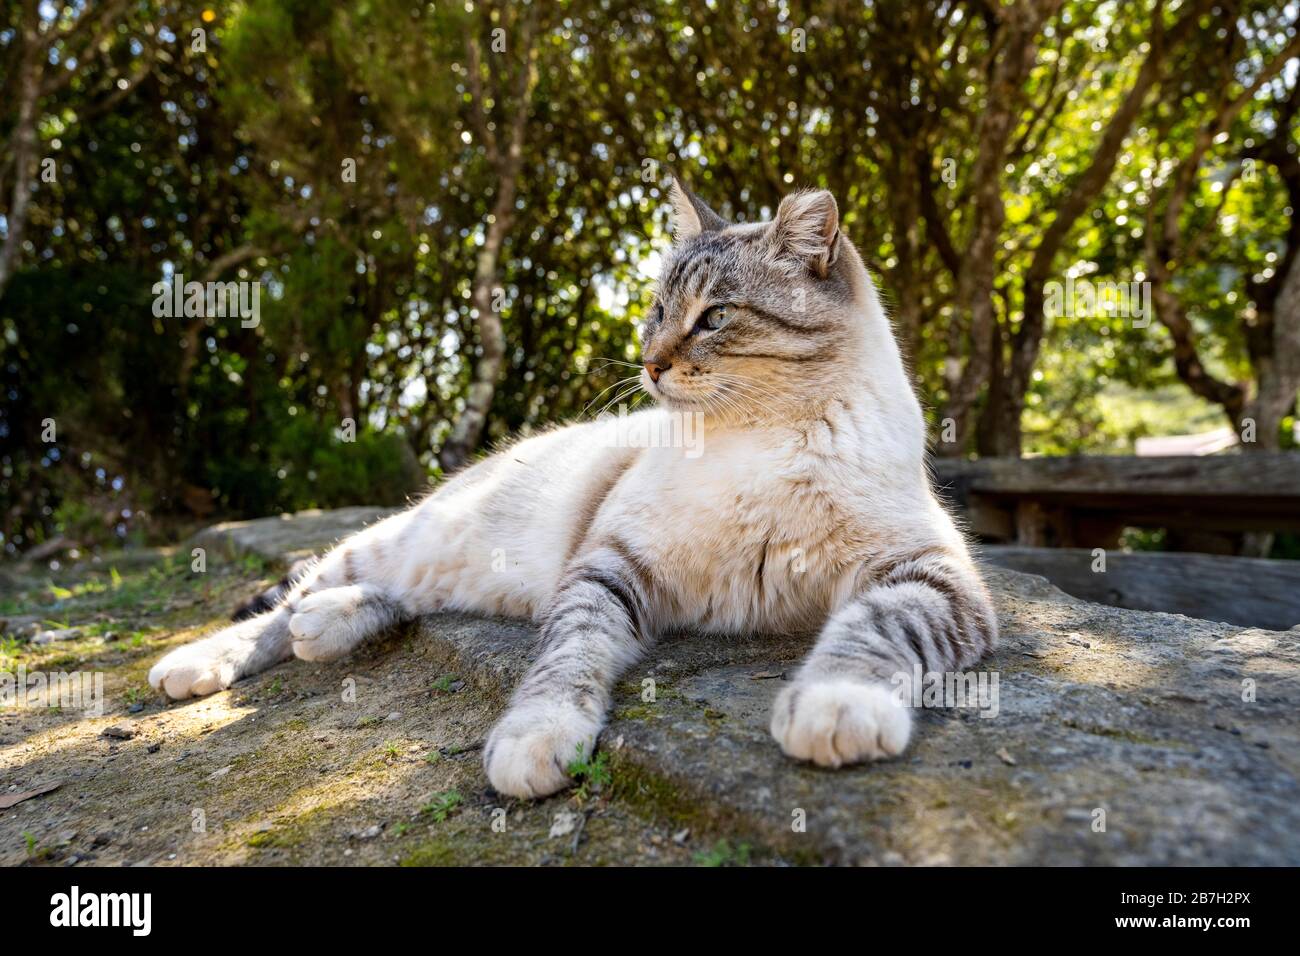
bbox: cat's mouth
[639,370,693,408]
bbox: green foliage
[567,745,613,802]
[693,839,752,867]
[420,790,464,822]
[2,0,1297,557]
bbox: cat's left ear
[669,177,728,241]
[771,189,840,278]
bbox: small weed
[431,674,460,694]
[567,745,612,802]
[22,832,50,860]
[420,790,464,822]
[693,840,752,867]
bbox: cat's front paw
[484,701,601,800]
[770,678,911,767]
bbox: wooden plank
[979,546,1300,631]
[933,453,1300,498]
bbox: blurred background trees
[2,0,1297,554]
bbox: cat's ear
[669,177,727,241]
[771,189,840,278]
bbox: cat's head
[639,178,883,421]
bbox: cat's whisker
[712,379,788,421]
[713,375,794,414]
[582,375,641,416]
[594,380,645,418]
[584,357,642,372]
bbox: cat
[148,180,997,799]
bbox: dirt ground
[0,552,749,866]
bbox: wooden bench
[980,546,1300,630]
[931,453,1300,550]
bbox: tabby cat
[149,181,997,798]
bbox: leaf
[0,780,63,810]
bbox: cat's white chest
[614,421,879,633]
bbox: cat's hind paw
[148,639,236,700]
[484,701,601,800]
[289,586,370,662]
[770,678,911,767]
[289,585,397,662]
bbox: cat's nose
[643,360,672,383]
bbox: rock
[189,507,398,566]
[100,726,135,740]
[549,811,579,839]
[179,506,1300,865]
[356,825,383,840]
[407,565,1300,865]
[32,627,83,645]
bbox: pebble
[32,628,83,645]
[549,811,578,839]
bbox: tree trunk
[936,1,1057,456]
[0,9,41,302]
[1243,247,1300,450]
[438,6,540,473]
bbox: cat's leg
[150,514,414,699]
[771,545,997,766]
[288,583,405,661]
[148,605,295,699]
[484,546,653,799]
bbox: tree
[0,0,154,299]
[1142,2,1300,450]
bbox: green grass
[420,790,464,822]
[693,839,752,867]
[567,745,613,802]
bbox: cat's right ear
[669,177,727,241]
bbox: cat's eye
[691,304,730,335]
